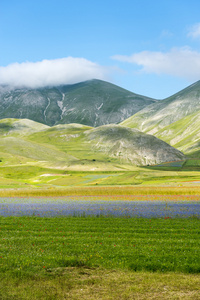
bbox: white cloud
[0,57,109,88]
[187,23,200,39]
[112,47,200,80]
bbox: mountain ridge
[0,79,157,127]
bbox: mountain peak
[0,80,156,127]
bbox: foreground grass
[0,268,199,299]
[0,216,200,299]
[0,216,199,299]
[1,217,199,273]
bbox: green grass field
[1,160,200,191]
[0,216,200,299]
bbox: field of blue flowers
[0,195,199,218]
[0,195,200,277]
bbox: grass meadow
[0,211,200,299]
[1,158,200,191]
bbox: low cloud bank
[112,47,200,81]
[0,57,108,88]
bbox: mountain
[0,119,185,169]
[121,80,200,156]
[0,79,157,127]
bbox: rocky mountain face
[0,79,156,127]
[121,80,200,155]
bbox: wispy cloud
[160,30,173,38]
[112,47,200,80]
[187,23,200,39]
[0,57,109,88]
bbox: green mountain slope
[0,119,185,170]
[27,123,185,167]
[121,80,200,155]
[0,119,78,168]
[153,111,200,156]
[0,79,156,127]
[0,118,49,136]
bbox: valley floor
[0,159,200,193]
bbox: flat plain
[0,191,200,299]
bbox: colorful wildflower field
[0,194,200,275]
[0,195,200,218]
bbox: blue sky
[1,0,200,98]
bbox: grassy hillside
[153,111,200,156]
[26,123,185,167]
[0,118,49,136]
[121,80,200,155]
[83,125,185,165]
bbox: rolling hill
[83,125,185,166]
[0,118,49,136]
[0,79,156,127]
[0,119,185,170]
[121,80,200,156]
